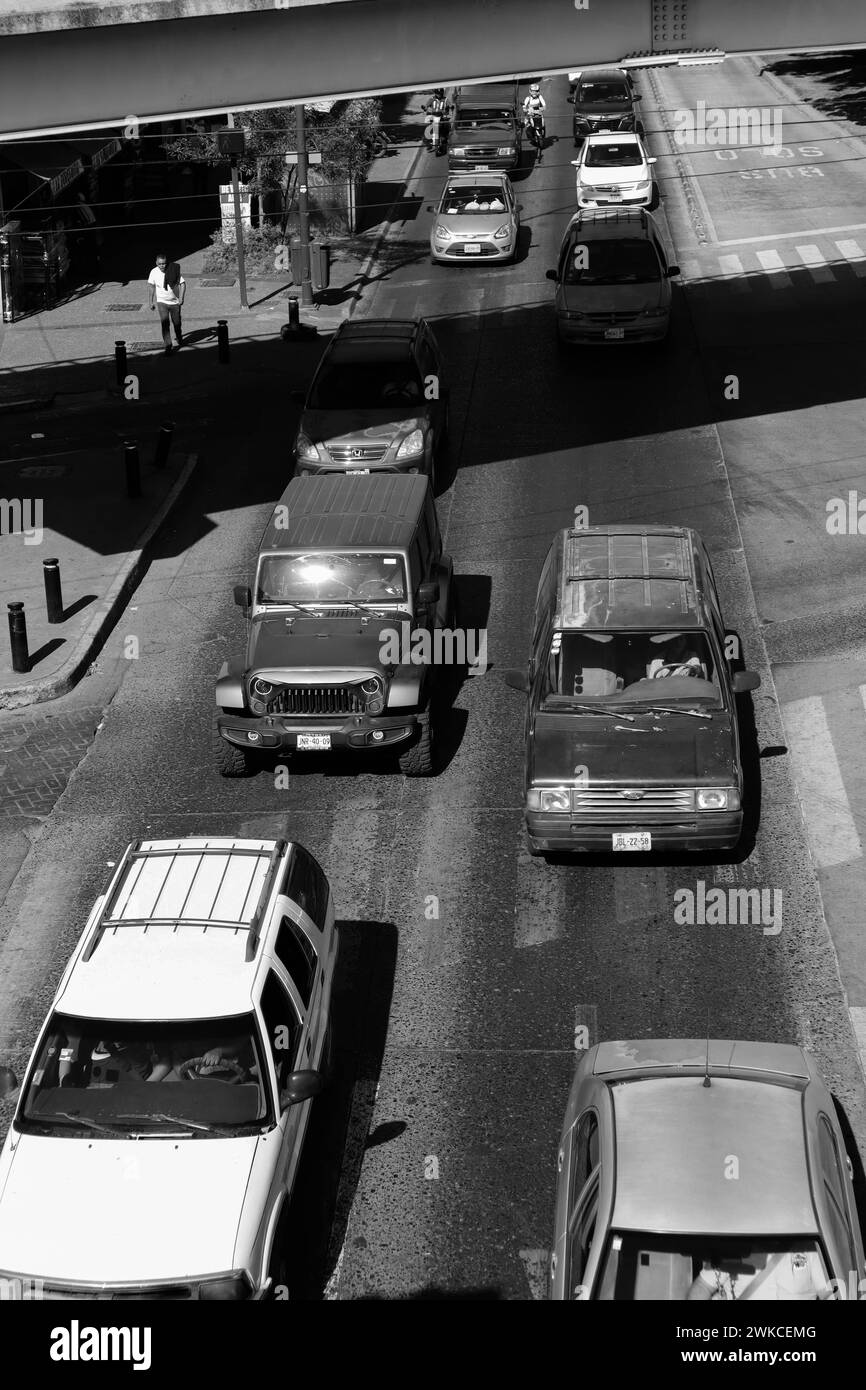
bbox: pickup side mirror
[545,268,558,281]
[289,389,306,406]
[418,580,440,606]
[280,1070,324,1108]
[503,668,530,693]
[633,92,643,101]
[234,584,252,611]
[733,670,761,694]
[667,264,681,278]
[566,95,575,103]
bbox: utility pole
[294,102,313,306]
[226,112,249,310]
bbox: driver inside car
[647,634,704,680]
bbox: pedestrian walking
[147,251,185,354]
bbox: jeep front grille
[572,787,695,813]
[266,684,366,716]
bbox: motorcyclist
[422,88,447,154]
[523,84,547,139]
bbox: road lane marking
[514,834,566,949]
[835,239,866,275]
[718,253,749,292]
[782,696,862,868]
[796,244,834,283]
[755,249,792,288]
[717,222,866,247]
[614,866,668,924]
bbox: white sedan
[572,132,657,210]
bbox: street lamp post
[294,103,313,306]
[218,117,249,311]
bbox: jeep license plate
[298,734,331,750]
[612,831,651,851]
[604,327,625,340]
[464,243,481,254]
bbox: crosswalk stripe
[514,834,566,948]
[718,253,749,293]
[614,866,668,924]
[782,696,862,868]
[835,239,866,276]
[795,244,835,283]
[755,249,792,289]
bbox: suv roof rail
[81,839,288,964]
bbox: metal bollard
[287,298,299,330]
[7,602,29,673]
[153,420,174,470]
[217,319,230,364]
[43,558,64,624]
[124,440,141,498]
[115,339,127,388]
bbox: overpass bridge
[1,0,865,139]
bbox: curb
[0,452,199,711]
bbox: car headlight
[396,428,424,460]
[575,118,590,130]
[562,310,587,320]
[198,1272,254,1300]
[451,147,466,156]
[527,786,571,812]
[493,223,513,240]
[295,432,319,463]
[497,146,515,156]
[434,224,452,240]
[634,179,651,189]
[642,307,668,318]
[697,788,740,811]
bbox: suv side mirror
[418,581,440,606]
[633,92,642,101]
[733,670,761,694]
[289,389,306,406]
[280,1070,324,1108]
[667,264,681,277]
[503,668,530,693]
[234,585,252,612]
[0,1066,19,1098]
[545,268,558,281]
[566,95,575,103]
[426,204,435,213]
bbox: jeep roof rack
[81,839,287,964]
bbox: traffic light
[216,129,246,158]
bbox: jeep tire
[399,708,434,777]
[213,724,257,778]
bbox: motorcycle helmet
[434,88,445,99]
[530,84,540,94]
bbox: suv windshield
[564,237,661,285]
[307,360,423,411]
[541,630,721,706]
[440,185,508,213]
[579,82,630,105]
[19,1012,271,1135]
[585,141,642,167]
[594,1233,830,1300]
[258,552,408,605]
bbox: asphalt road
[1,57,866,1300]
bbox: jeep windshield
[307,361,423,410]
[541,631,721,708]
[18,1012,272,1136]
[257,552,408,605]
[565,238,661,285]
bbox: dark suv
[447,81,522,170]
[291,319,449,488]
[504,525,761,856]
[568,68,642,146]
[215,473,456,779]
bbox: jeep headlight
[396,428,424,460]
[295,432,319,463]
[527,786,571,812]
[362,676,384,713]
[697,787,740,811]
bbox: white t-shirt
[148,267,185,306]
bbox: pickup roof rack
[81,839,288,964]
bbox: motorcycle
[524,110,546,159]
[422,102,447,156]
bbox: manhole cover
[128,341,166,353]
[200,277,237,287]
[105,304,143,311]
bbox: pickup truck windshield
[542,630,721,706]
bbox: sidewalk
[0,94,431,704]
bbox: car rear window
[308,361,423,410]
[440,185,508,213]
[564,237,661,285]
[584,141,642,167]
[580,82,630,104]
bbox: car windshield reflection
[257,552,407,605]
